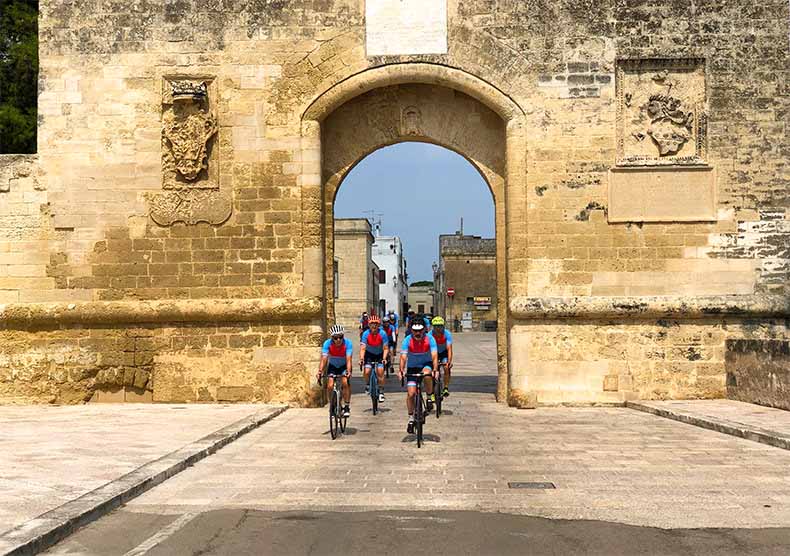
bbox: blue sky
[335,142,495,282]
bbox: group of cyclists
[316,309,454,434]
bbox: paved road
[44,510,790,556]
[46,332,790,554]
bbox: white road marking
[122,512,198,556]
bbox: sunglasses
[332,335,344,339]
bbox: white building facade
[372,235,408,317]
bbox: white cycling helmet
[411,322,425,331]
[329,324,345,337]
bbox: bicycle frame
[321,373,348,439]
[369,365,379,415]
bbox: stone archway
[301,65,528,402]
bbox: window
[466,296,474,304]
[333,260,339,298]
[418,304,425,313]
[379,269,386,282]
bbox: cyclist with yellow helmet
[429,316,453,399]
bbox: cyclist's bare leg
[362,365,371,385]
[326,376,335,401]
[341,376,350,404]
[406,385,416,414]
[376,364,385,386]
[423,370,434,395]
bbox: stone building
[333,219,379,333]
[372,235,408,317]
[0,1,787,406]
[407,284,435,317]
[435,233,496,331]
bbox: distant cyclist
[398,319,438,433]
[360,315,389,402]
[383,315,398,357]
[317,324,353,417]
[405,310,415,329]
[388,310,399,330]
[429,316,453,398]
[359,311,369,339]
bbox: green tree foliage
[0,0,38,153]
[409,280,434,287]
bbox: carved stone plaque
[151,77,231,226]
[616,59,707,166]
[366,0,447,57]
[608,167,716,222]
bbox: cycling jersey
[386,324,398,344]
[361,329,389,362]
[322,338,353,371]
[400,333,438,371]
[429,329,453,360]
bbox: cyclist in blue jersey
[398,320,438,433]
[383,315,398,356]
[388,310,399,329]
[429,316,454,398]
[359,311,369,339]
[405,310,415,330]
[316,324,353,417]
[360,315,389,403]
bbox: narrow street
[46,333,790,555]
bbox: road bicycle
[369,364,380,415]
[402,372,429,448]
[434,362,445,418]
[320,374,347,439]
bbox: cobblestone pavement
[0,404,272,535]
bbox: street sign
[447,287,455,297]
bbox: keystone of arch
[302,63,525,123]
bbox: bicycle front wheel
[435,372,443,418]
[415,393,424,448]
[329,389,339,440]
[339,392,348,432]
[370,373,378,415]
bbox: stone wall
[443,256,497,329]
[0,0,786,404]
[333,218,377,332]
[726,339,790,411]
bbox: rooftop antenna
[363,210,383,236]
[460,217,464,236]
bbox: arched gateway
[0,2,787,406]
[302,64,527,402]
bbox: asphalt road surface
[46,509,790,555]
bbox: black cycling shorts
[326,365,347,377]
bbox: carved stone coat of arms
[149,78,231,226]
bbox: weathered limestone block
[507,389,538,409]
[726,339,790,411]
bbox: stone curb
[626,401,790,451]
[0,405,287,556]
